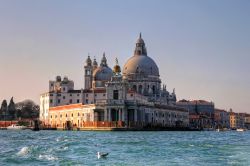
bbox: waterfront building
[214,108,230,128]
[229,109,246,129]
[238,113,246,128]
[40,34,189,130]
[176,100,214,129]
[245,113,250,129]
[229,110,236,129]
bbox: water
[0,130,250,166]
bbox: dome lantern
[100,52,107,67]
[134,33,147,56]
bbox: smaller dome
[93,66,112,81]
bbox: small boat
[7,124,27,130]
[223,128,230,131]
[236,128,246,132]
[97,152,109,159]
[216,128,229,132]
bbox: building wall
[214,109,230,128]
[48,104,95,128]
[176,100,214,129]
[245,114,250,129]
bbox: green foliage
[8,97,17,119]
[15,100,39,119]
[0,100,8,120]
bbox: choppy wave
[38,154,58,161]
[1,130,250,165]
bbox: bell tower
[84,55,92,89]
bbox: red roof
[49,103,83,111]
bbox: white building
[40,34,189,130]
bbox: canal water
[0,130,249,166]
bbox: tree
[0,100,8,120]
[8,97,17,120]
[15,100,39,119]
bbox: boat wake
[17,147,30,156]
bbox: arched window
[152,85,156,94]
[138,85,143,94]
[133,85,137,92]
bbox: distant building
[176,100,214,129]
[40,34,189,130]
[229,110,236,129]
[214,109,230,128]
[238,113,246,128]
[229,109,246,129]
[245,113,250,129]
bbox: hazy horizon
[0,0,249,113]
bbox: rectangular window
[77,99,80,103]
[50,94,53,96]
[85,99,88,104]
[50,99,53,104]
[113,90,119,100]
[69,99,72,104]
[63,96,65,99]
[86,94,88,97]
[58,99,60,103]
[103,94,106,97]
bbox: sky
[0,0,249,113]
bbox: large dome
[122,33,159,77]
[123,55,159,76]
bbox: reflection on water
[0,130,250,165]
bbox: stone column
[118,109,121,121]
[121,109,125,121]
[108,108,111,122]
[104,109,107,121]
[134,109,137,122]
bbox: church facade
[40,34,189,130]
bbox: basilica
[40,34,189,130]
